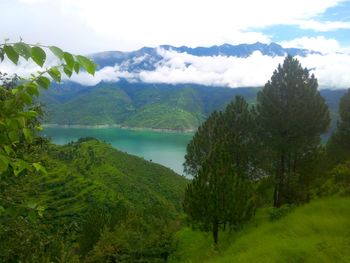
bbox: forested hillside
[40,81,258,130]
[41,81,346,132]
[1,138,188,261]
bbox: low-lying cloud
[86,48,350,89]
[1,48,350,89]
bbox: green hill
[41,82,346,132]
[170,197,350,263]
[40,81,258,130]
[25,138,188,224]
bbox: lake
[42,126,193,175]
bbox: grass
[170,197,350,263]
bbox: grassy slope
[26,139,188,224]
[170,197,350,263]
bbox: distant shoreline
[42,123,195,134]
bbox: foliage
[256,55,330,207]
[0,40,96,180]
[170,197,350,263]
[85,208,177,262]
[327,89,350,164]
[0,138,188,261]
[319,161,350,196]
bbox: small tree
[183,96,256,246]
[257,55,330,207]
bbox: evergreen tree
[184,111,224,176]
[183,145,254,246]
[327,89,350,164]
[256,55,330,207]
[183,96,256,245]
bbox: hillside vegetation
[170,197,350,263]
[41,81,346,131]
[40,81,258,130]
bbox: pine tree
[183,96,256,245]
[183,145,254,246]
[327,88,350,164]
[257,55,330,207]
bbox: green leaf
[21,110,38,118]
[28,210,37,223]
[63,65,73,77]
[36,76,51,89]
[73,62,80,74]
[12,160,28,176]
[8,131,19,142]
[16,117,26,128]
[13,42,32,60]
[0,155,9,173]
[24,83,39,96]
[76,55,96,75]
[37,205,45,217]
[11,88,19,95]
[4,145,12,155]
[23,128,32,142]
[31,46,46,67]
[26,201,37,209]
[33,162,47,175]
[20,92,32,105]
[48,67,61,82]
[35,125,43,131]
[49,46,64,59]
[64,52,74,69]
[4,45,19,64]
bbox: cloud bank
[1,47,350,89]
[68,48,350,89]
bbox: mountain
[40,42,344,131]
[41,80,345,132]
[41,81,258,130]
[90,42,319,70]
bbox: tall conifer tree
[257,56,330,207]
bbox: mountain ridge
[90,42,320,70]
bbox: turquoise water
[42,127,193,175]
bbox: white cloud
[1,0,348,53]
[298,53,350,88]
[68,48,350,89]
[296,20,350,31]
[138,49,284,87]
[280,36,342,54]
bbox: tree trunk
[213,220,219,247]
[274,154,285,208]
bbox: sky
[1,0,350,88]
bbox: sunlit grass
[170,197,350,263]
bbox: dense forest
[0,43,349,262]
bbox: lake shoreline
[42,123,195,134]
